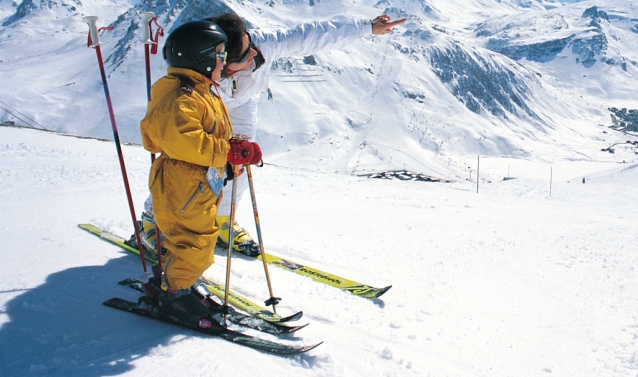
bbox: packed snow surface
[1,125,637,376]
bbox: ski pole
[139,11,164,269]
[139,12,163,103]
[83,16,147,272]
[223,163,240,317]
[246,164,281,313]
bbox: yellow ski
[79,223,302,323]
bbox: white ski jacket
[217,17,373,139]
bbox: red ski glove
[250,142,262,165]
[227,139,254,165]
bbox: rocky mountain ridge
[0,0,636,177]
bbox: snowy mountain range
[2,1,638,375]
[1,0,637,180]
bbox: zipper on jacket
[181,182,205,213]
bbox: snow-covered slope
[1,0,636,180]
[1,122,638,376]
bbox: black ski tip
[224,337,323,356]
[104,297,127,306]
[103,297,139,310]
[345,285,393,299]
[103,298,116,307]
[374,285,392,298]
[299,340,324,354]
[285,322,309,333]
[274,310,303,323]
[252,339,323,355]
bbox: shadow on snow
[0,257,174,377]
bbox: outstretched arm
[371,15,407,35]
[253,18,372,62]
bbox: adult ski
[81,222,391,300]
[103,297,322,356]
[118,277,307,335]
[254,252,392,299]
[217,240,392,298]
[79,223,302,323]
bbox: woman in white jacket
[208,13,406,255]
[137,13,405,256]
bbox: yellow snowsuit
[141,67,232,290]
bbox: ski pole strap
[86,26,113,48]
[223,162,234,186]
[150,18,164,54]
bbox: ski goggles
[231,34,253,64]
[201,47,227,64]
[214,51,227,64]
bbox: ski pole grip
[139,12,156,45]
[83,16,102,47]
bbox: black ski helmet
[163,21,228,77]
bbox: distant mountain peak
[3,0,81,26]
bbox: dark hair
[205,13,247,77]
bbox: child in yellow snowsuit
[140,21,260,325]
